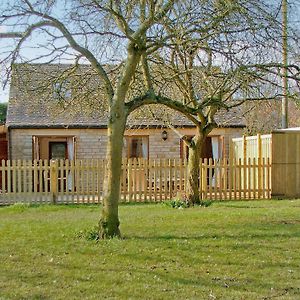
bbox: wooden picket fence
[0,158,271,205]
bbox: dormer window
[53,80,72,100]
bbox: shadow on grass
[123,230,300,241]
[0,203,101,212]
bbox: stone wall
[9,127,244,160]
[9,128,108,160]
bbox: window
[49,142,67,160]
[125,136,149,158]
[53,80,72,100]
[180,136,222,160]
[32,136,76,160]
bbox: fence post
[257,134,262,198]
[242,136,247,191]
[50,159,58,204]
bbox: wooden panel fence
[0,158,271,205]
[231,134,272,161]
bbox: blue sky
[0,25,9,102]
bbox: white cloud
[0,25,7,33]
[0,88,9,103]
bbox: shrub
[164,198,213,209]
[75,226,99,241]
[164,199,189,209]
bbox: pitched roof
[7,63,246,129]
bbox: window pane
[127,136,148,158]
[50,142,67,159]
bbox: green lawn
[0,200,299,300]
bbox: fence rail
[0,158,271,205]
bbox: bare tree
[125,0,300,203]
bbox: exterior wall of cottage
[8,127,243,160]
[9,128,108,160]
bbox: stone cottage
[6,63,245,161]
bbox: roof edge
[7,123,246,130]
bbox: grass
[0,200,299,300]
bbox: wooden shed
[231,128,300,198]
[272,127,300,198]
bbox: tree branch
[19,2,114,100]
[126,92,200,126]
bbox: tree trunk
[98,44,142,238]
[99,101,127,239]
[186,131,206,205]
